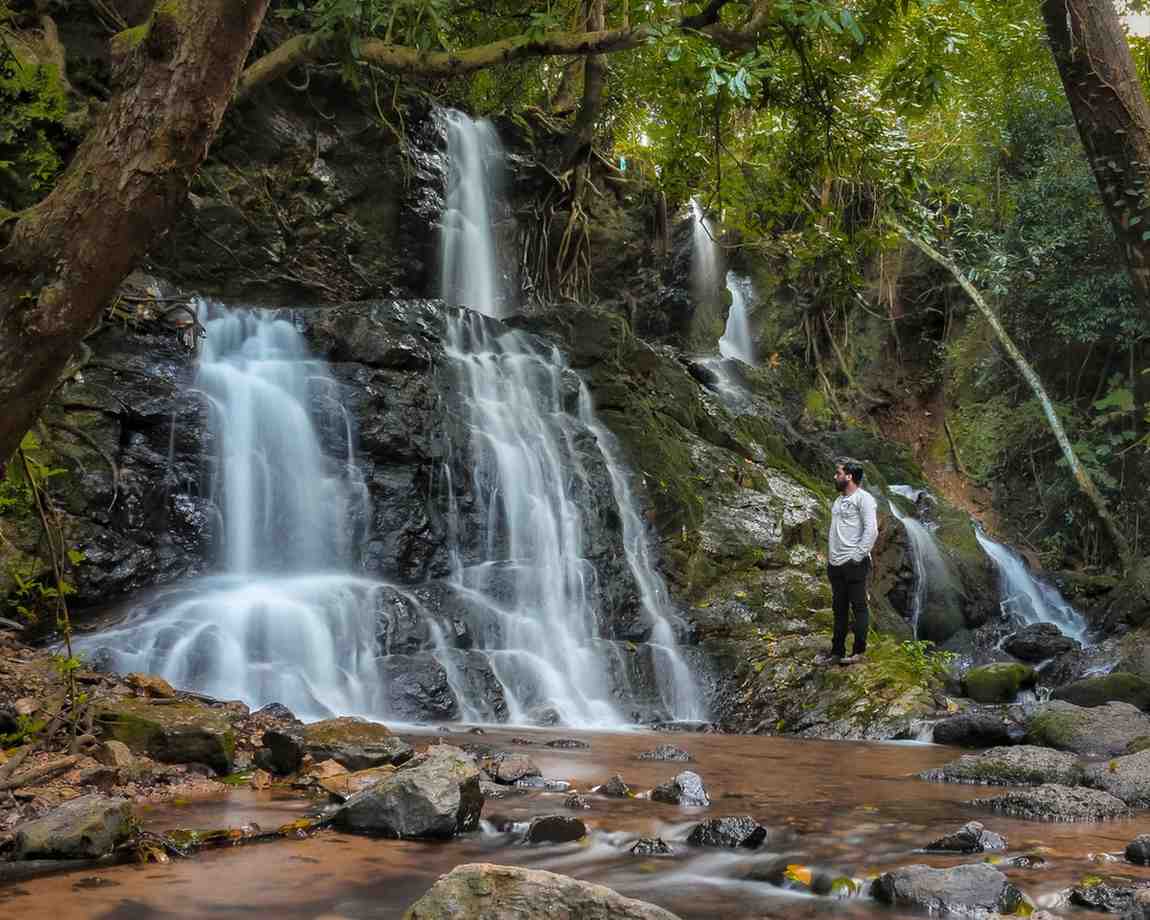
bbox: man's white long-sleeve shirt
[828,488,878,565]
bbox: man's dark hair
[836,458,865,485]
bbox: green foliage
[0,18,69,211]
[840,633,954,699]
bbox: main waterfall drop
[438,111,704,725]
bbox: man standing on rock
[822,458,878,665]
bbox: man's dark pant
[828,558,870,657]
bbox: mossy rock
[1052,673,1150,711]
[962,662,1037,704]
[95,698,236,774]
[303,716,413,770]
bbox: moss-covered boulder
[962,663,1038,704]
[95,697,236,774]
[1052,672,1150,711]
[303,716,413,770]
[1026,700,1150,757]
[919,745,1084,787]
[13,794,133,860]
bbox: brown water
[5,728,1148,919]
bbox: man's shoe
[838,654,864,666]
[814,652,841,666]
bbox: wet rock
[924,821,1006,854]
[545,738,590,749]
[599,774,632,798]
[319,766,396,802]
[1085,750,1150,807]
[1026,700,1150,756]
[962,662,1038,703]
[919,745,1083,786]
[303,717,414,771]
[870,863,1026,915]
[1127,834,1150,866]
[252,702,299,722]
[482,752,541,785]
[480,781,527,801]
[333,744,482,839]
[125,673,178,699]
[379,655,459,722]
[95,698,236,774]
[564,792,591,810]
[300,759,348,782]
[637,745,692,762]
[1003,623,1079,662]
[651,771,709,807]
[1053,672,1150,710]
[1070,880,1150,913]
[972,783,1129,821]
[930,713,1017,748]
[13,795,132,860]
[257,728,306,775]
[402,863,682,919]
[686,816,766,848]
[524,815,587,844]
[631,837,674,856]
[93,740,135,770]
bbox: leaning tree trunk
[562,0,607,166]
[894,220,1136,575]
[0,0,271,462]
[1041,0,1150,310]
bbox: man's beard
[835,480,848,493]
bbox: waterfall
[975,528,1087,643]
[719,271,756,365]
[438,111,704,725]
[690,199,720,312]
[888,485,962,642]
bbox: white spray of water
[719,271,756,365]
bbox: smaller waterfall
[690,199,720,310]
[888,485,959,641]
[719,272,756,365]
[975,529,1087,643]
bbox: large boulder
[481,752,541,785]
[1085,750,1150,807]
[971,783,1128,821]
[930,713,1018,748]
[1052,673,1150,710]
[919,745,1083,786]
[870,864,1026,915]
[650,771,709,807]
[303,717,414,770]
[962,663,1037,704]
[524,816,587,844]
[13,795,133,860]
[1003,623,1079,662]
[95,698,236,774]
[686,816,766,848]
[333,744,482,839]
[402,863,682,919]
[1026,700,1150,756]
[1128,834,1150,866]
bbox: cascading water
[719,272,756,365]
[690,199,720,309]
[437,111,704,726]
[975,528,1087,643]
[888,485,962,642]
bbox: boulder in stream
[332,744,482,839]
[1069,880,1150,913]
[1026,700,1150,756]
[971,783,1129,821]
[870,863,1027,915]
[923,821,1006,854]
[402,863,682,919]
[482,752,541,785]
[930,712,1018,748]
[637,745,692,762]
[687,815,766,848]
[257,728,306,775]
[1085,750,1150,807]
[650,771,709,807]
[1003,623,1079,662]
[631,837,674,856]
[962,663,1037,704]
[13,794,132,860]
[1127,834,1150,866]
[599,774,632,798]
[302,717,414,770]
[524,815,587,844]
[95,698,237,774]
[919,745,1083,786]
[1053,672,1150,711]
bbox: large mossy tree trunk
[0,0,270,462]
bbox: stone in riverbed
[1003,623,1079,662]
[686,815,765,848]
[564,792,591,810]
[599,774,631,798]
[971,783,1129,821]
[962,663,1037,703]
[257,727,306,775]
[1069,879,1150,913]
[95,698,237,775]
[930,713,1018,748]
[318,766,396,801]
[481,752,541,785]
[333,744,482,839]
[545,738,590,749]
[1127,834,1150,866]
[303,717,414,771]
[923,821,1006,854]
[1053,672,1150,710]
[524,815,587,844]
[402,863,682,919]
[870,863,1027,915]
[631,837,674,856]
[1026,700,1150,756]
[637,745,692,762]
[1085,750,1150,807]
[13,794,132,859]
[919,745,1083,786]
[651,771,709,807]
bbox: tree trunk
[562,0,607,166]
[893,220,1136,575]
[1041,0,1150,309]
[0,0,271,462]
